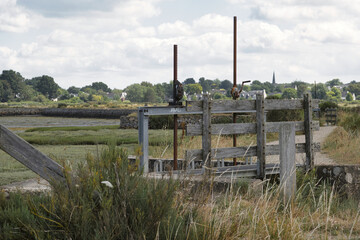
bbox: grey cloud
[17,0,125,17]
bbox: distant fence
[325,108,337,125]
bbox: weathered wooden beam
[304,93,314,171]
[256,94,266,179]
[202,94,212,173]
[279,123,296,204]
[138,109,149,173]
[186,99,319,112]
[186,121,320,136]
[0,125,65,184]
[185,142,321,161]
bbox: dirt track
[267,126,337,165]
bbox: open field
[0,116,279,185]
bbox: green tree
[183,78,195,85]
[143,87,157,103]
[140,82,153,88]
[0,70,26,98]
[91,82,111,92]
[21,85,37,101]
[154,84,165,103]
[331,87,341,99]
[30,75,60,99]
[184,83,202,95]
[311,83,327,99]
[199,77,212,92]
[125,84,146,103]
[347,82,360,96]
[213,92,226,99]
[326,79,343,88]
[67,86,80,94]
[281,88,297,99]
[291,81,309,98]
[0,80,13,102]
[346,92,354,101]
[220,80,232,90]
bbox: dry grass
[322,127,360,164]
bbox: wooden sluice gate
[138,93,320,180]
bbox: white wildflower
[101,181,114,188]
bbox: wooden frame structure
[138,93,320,179]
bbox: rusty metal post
[173,45,178,170]
[232,16,237,166]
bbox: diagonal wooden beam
[0,125,65,184]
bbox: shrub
[22,144,178,239]
[339,112,360,135]
[319,101,338,112]
[57,103,68,108]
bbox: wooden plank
[304,93,314,171]
[138,109,149,173]
[202,94,211,171]
[185,142,321,161]
[0,125,65,184]
[279,123,296,204]
[186,121,320,136]
[186,99,320,112]
[256,94,266,179]
[187,99,255,112]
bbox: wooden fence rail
[187,121,320,136]
[0,125,65,184]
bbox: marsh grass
[2,161,360,239]
[25,125,120,132]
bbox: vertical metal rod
[233,16,237,87]
[232,16,237,166]
[173,45,178,170]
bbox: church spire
[272,71,276,85]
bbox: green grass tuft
[25,125,120,132]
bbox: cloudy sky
[1,0,359,89]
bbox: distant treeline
[1,69,360,104]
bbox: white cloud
[0,0,33,32]
[1,0,360,89]
[158,21,192,37]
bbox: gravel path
[266,126,337,165]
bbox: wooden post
[0,125,65,184]
[304,93,314,171]
[279,122,296,204]
[138,109,149,173]
[256,94,266,179]
[202,94,211,174]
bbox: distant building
[239,89,267,99]
[341,91,356,101]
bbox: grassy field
[0,116,279,185]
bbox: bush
[57,103,68,108]
[0,144,178,239]
[339,112,360,135]
[319,101,338,112]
